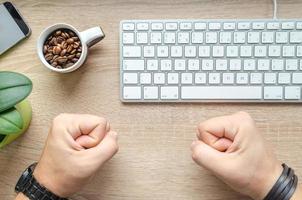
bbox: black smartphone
[0,1,31,55]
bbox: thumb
[191,140,228,174]
[88,131,119,165]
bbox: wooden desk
[1,0,302,199]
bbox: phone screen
[0,2,30,55]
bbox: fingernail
[106,122,110,132]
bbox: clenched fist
[191,112,283,199]
[29,114,118,198]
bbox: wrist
[15,193,29,200]
[33,164,69,198]
[252,162,283,200]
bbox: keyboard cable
[273,0,278,19]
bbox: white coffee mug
[37,23,105,73]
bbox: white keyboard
[120,19,302,102]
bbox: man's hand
[32,114,118,198]
[191,112,283,200]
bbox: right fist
[191,112,282,200]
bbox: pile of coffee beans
[43,29,82,69]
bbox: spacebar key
[181,86,262,100]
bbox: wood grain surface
[1,0,302,199]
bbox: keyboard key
[123,59,144,70]
[174,59,186,70]
[150,32,162,44]
[164,32,176,43]
[181,86,262,99]
[188,59,200,70]
[157,46,169,57]
[123,46,141,58]
[178,32,190,43]
[272,59,284,71]
[285,59,298,70]
[297,46,302,57]
[137,32,148,44]
[262,32,274,43]
[220,32,232,44]
[123,87,141,99]
[230,59,241,70]
[216,59,228,71]
[212,46,224,57]
[181,73,193,84]
[143,46,155,57]
[185,46,196,57]
[276,32,288,43]
[192,32,204,44]
[195,73,207,84]
[160,59,172,71]
[238,22,250,30]
[123,73,138,84]
[293,73,302,84]
[258,59,270,71]
[264,86,283,100]
[236,73,248,84]
[123,33,134,44]
[290,32,302,43]
[283,46,295,57]
[144,86,158,99]
[278,73,291,84]
[243,59,256,70]
[282,22,295,30]
[226,46,238,57]
[248,32,260,43]
[137,23,149,30]
[223,22,235,30]
[167,73,179,84]
[252,22,265,30]
[267,22,280,30]
[240,46,252,57]
[268,45,281,57]
[151,23,163,30]
[171,46,183,57]
[250,73,262,84]
[202,59,214,70]
[161,87,179,99]
[234,32,246,44]
[194,22,207,30]
[140,73,151,84]
[206,32,218,43]
[199,46,210,57]
[122,23,135,31]
[154,73,165,84]
[166,22,178,30]
[264,73,277,84]
[180,22,192,30]
[209,73,220,84]
[297,22,302,30]
[254,46,267,57]
[222,73,234,84]
[147,60,158,70]
[285,86,301,99]
[209,23,221,30]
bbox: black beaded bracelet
[263,164,298,200]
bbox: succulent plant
[0,71,32,147]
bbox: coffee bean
[43,29,82,69]
[45,54,53,61]
[67,38,74,44]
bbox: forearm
[291,185,302,200]
[15,193,29,200]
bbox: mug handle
[80,27,105,48]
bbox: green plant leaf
[0,71,32,112]
[0,107,23,135]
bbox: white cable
[273,0,278,19]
